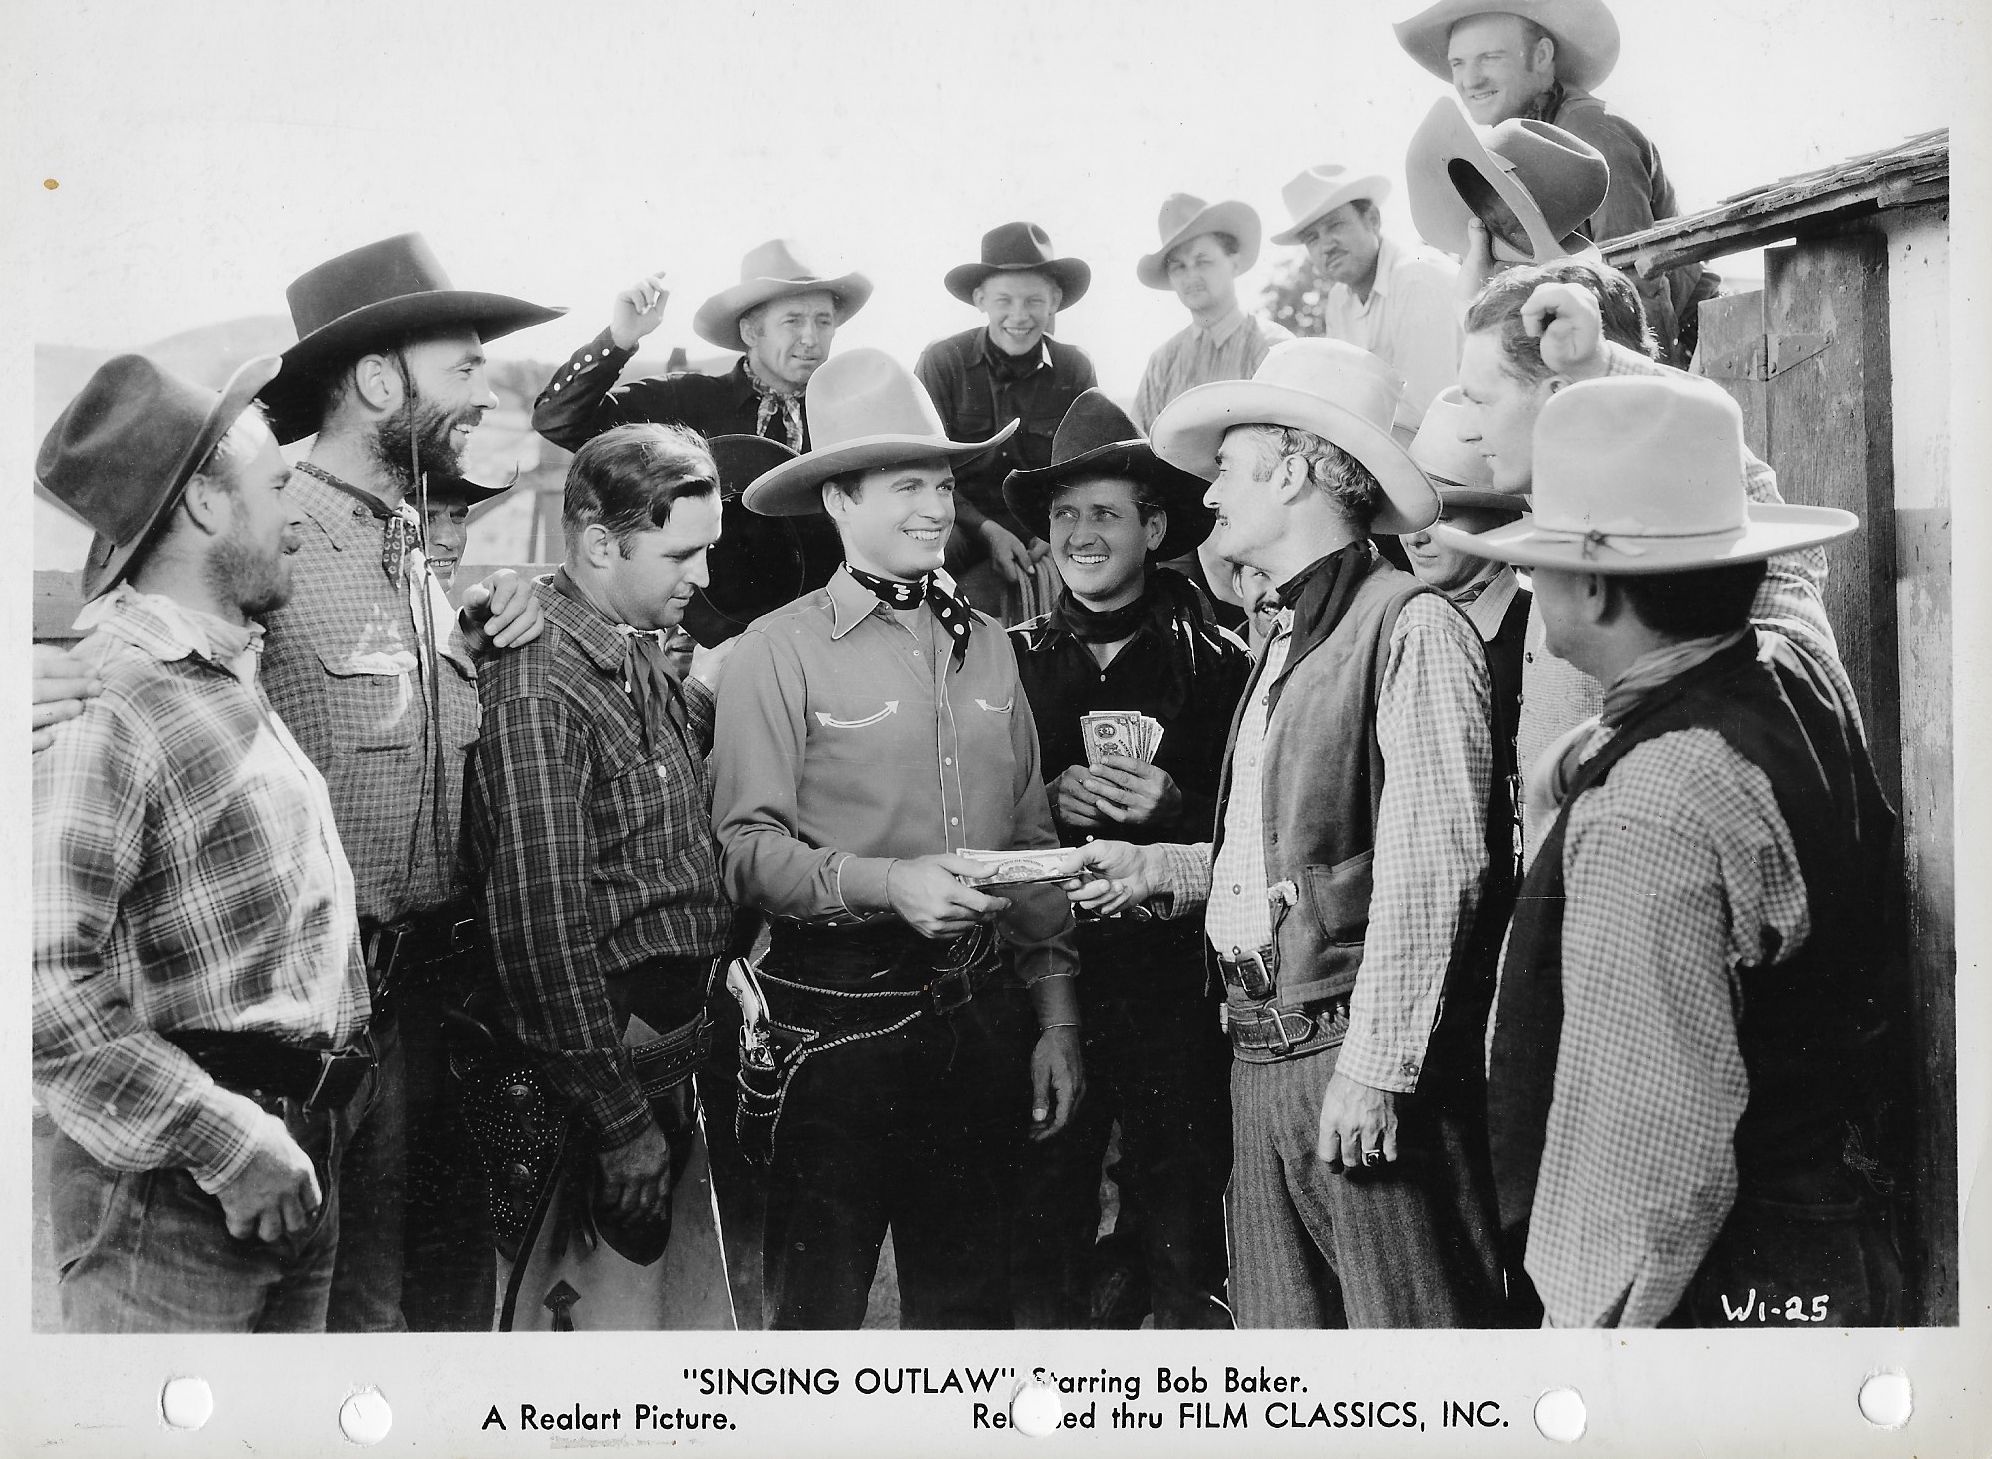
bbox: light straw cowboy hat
[1136,195,1263,289]
[1394,0,1622,93]
[1269,165,1392,247]
[742,348,1019,517]
[1431,375,1857,573]
[1406,96,1609,263]
[1002,390,1215,560]
[1408,388,1528,514]
[944,221,1092,308]
[691,238,873,354]
[1150,338,1440,535]
[259,232,564,445]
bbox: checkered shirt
[1527,726,1809,1328]
[1197,592,1493,1091]
[33,590,368,1192]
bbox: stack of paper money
[952,846,1077,888]
[1080,710,1165,765]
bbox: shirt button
[943,756,953,765]
[949,817,960,826]
[1232,884,1242,895]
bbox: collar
[827,562,893,639]
[1190,307,1249,347]
[978,330,1052,377]
[75,583,266,685]
[1601,628,1752,728]
[1456,565,1520,642]
[1524,80,1573,123]
[1353,236,1405,302]
[540,569,637,672]
[288,464,419,546]
[741,352,803,401]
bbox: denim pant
[51,1104,345,1333]
[325,1010,406,1332]
[1228,1042,1504,1328]
[398,993,497,1331]
[761,977,1033,1329]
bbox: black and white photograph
[7,0,1986,1452]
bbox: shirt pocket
[1302,849,1374,948]
[316,647,420,752]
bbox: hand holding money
[1057,839,1158,917]
[1085,757,1182,827]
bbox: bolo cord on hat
[391,349,452,887]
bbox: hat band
[1529,520,1748,561]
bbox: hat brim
[1393,0,1621,92]
[425,473,515,504]
[691,272,874,353]
[1136,202,1262,290]
[1002,442,1216,560]
[742,419,1021,517]
[1269,176,1392,246]
[1406,100,1574,264]
[83,354,284,599]
[945,258,1092,310]
[1433,483,1531,514]
[1151,378,1440,535]
[260,291,566,445]
[1431,502,1859,574]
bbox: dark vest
[1487,633,1895,1248]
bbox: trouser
[399,990,496,1330]
[696,1000,767,1331]
[761,977,1034,1330]
[1228,1042,1504,1328]
[50,1103,346,1333]
[1012,942,1231,1328]
[325,1006,407,1331]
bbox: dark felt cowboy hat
[944,222,1092,309]
[1406,96,1609,263]
[680,434,844,646]
[1002,390,1214,560]
[691,238,874,353]
[258,232,564,444]
[39,353,283,600]
[424,473,514,504]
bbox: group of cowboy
[33,0,1905,1335]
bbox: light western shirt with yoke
[1132,308,1294,434]
[1318,235,1462,434]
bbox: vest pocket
[1302,850,1374,946]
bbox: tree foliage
[1258,255,1330,338]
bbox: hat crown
[1155,193,1211,242]
[286,233,454,338]
[1532,377,1749,539]
[1408,387,1497,493]
[1251,338,1404,437]
[1280,164,1391,226]
[1479,119,1610,237]
[1049,390,1142,465]
[738,237,832,285]
[802,348,951,453]
[38,356,218,541]
[978,221,1060,269]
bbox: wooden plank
[1692,289,1769,460]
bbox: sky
[12,0,1976,405]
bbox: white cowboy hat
[1394,0,1622,94]
[1136,195,1263,289]
[1432,375,1858,573]
[1269,165,1393,246]
[1405,96,1609,263]
[742,348,1018,517]
[691,238,873,353]
[1150,338,1440,535]
[1408,388,1527,513]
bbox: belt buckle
[1224,948,1276,1000]
[926,967,973,1017]
[305,1049,372,1113]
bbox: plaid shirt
[1178,591,1492,1091]
[1529,726,1808,1327]
[260,468,482,925]
[33,588,368,1192]
[462,578,731,1148]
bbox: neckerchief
[740,356,806,451]
[845,564,974,668]
[1051,582,1154,644]
[551,568,691,761]
[295,461,417,585]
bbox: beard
[372,394,476,490]
[206,523,292,620]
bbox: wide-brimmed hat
[1270,165,1392,246]
[944,222,1091,309]
[1136,195,1262,290]
[691,238,874,353]
[1408,388,1528,514]
[1001,390,1214,559]
[680,434,843,646]
[1151,339,1439,535]
[743,349,1019,517]
[1394,0,1621,93]
[1406,96,1608,263]
[259,233,564,445]
[424,473,513,505]
[39,353,283,600]
[1432,376,1857,573]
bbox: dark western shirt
[463,576,731,1148]
[531,328,805,453]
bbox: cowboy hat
[1432,375,1857,573]
[743,348,1018,517]
[1269,166,1392,246]
[39,354,284,600]
[424,473,515,505]
[1394,0,1621,93]
[680,434,844,646]
[1408,388,1528,513]
[1001,390,1214,559]
[1150,338,1440,535]
[1406,96,1608,263]
[1136,195,1263,290]
[944,222,1092,309]
[691,238,874,353]
[259,233,564,445]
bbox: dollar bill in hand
[1081,710,1145,766]
[952,846,1079,888]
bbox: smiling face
[825,457,956,580]
[1297,203,1384,291]
[973,270,1060,356]
[374,327,498,483]
[422,497,472,588]
[1203,426,1290,574]
[1456,331,1560,492]
[597,489,724,632]
[740,290,839,391]
[1049,476,1164,611]
[1164,233,1242,317]
[1446,12,1557,125]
